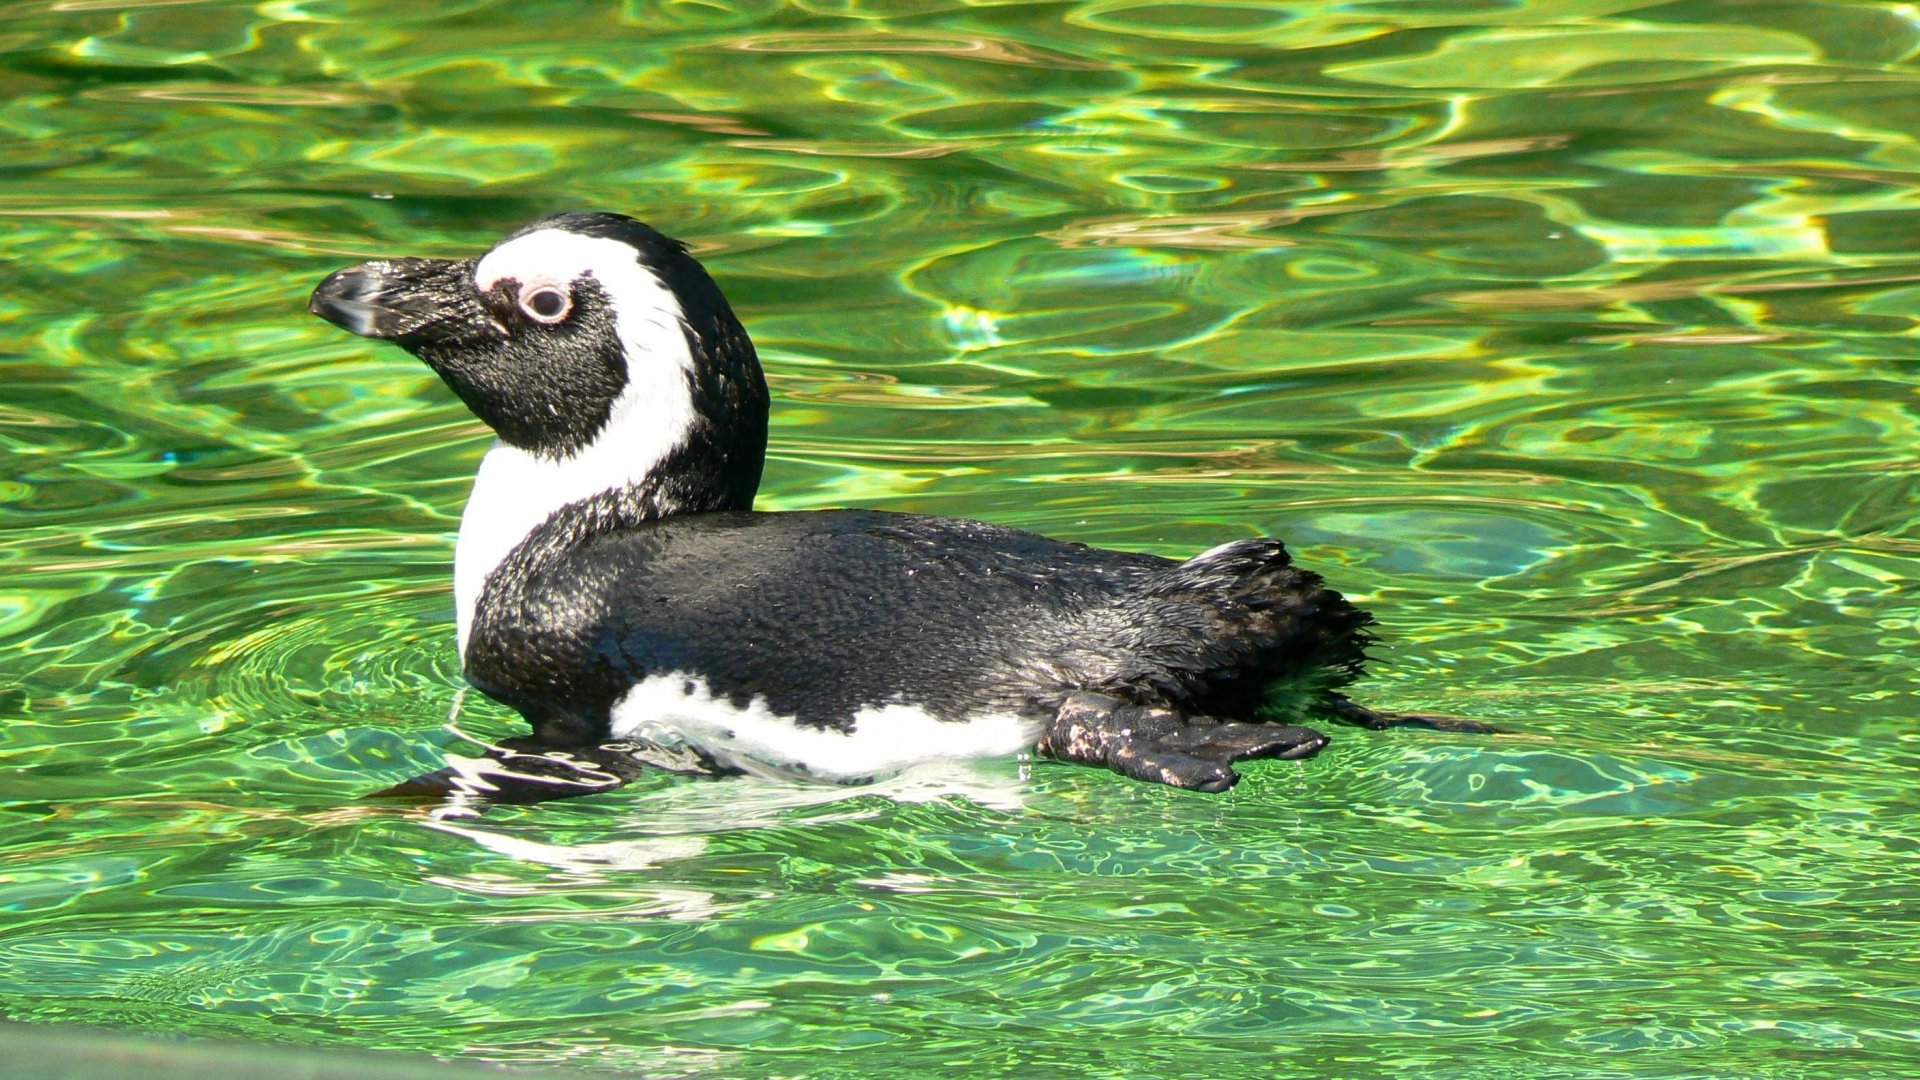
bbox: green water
[3,1,1918,1076]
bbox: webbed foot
[1155,720,1329,763]
[1323,694,1503,735]
[1038,692,1329,792]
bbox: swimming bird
[310,212,1472,802]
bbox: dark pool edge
[0,1020,609,1080]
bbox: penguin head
[310,212,768,485]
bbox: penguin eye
[518,285,570,323]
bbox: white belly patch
[608,674,1042,783]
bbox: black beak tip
[309,266,375,335]
[308,268,348,315]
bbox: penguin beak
[309,257,496,348]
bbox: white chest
[453,373,696,656]
[454,441,576,655]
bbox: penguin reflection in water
[309,213,1490,806]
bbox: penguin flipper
[368,737,720,809]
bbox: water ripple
[4,1,1920,1076]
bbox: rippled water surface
[4,1,1919,1076]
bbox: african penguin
[310,211,1482,803]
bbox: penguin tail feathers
[1095,538,1374,719]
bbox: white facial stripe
[474,228,635,293]
[609,674,1042,782]
[453,228,704,655]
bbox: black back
[465,505,1371,746]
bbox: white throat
[453,229,701,658]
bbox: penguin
[309,212,1483,803]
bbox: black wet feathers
[466,506,1372,748]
